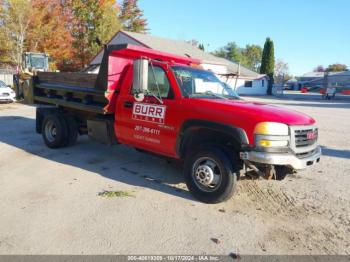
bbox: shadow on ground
[321,146,350,160]
[0,116,196,202]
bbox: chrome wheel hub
[192,157,222,192]
[195,165,214,186]
[45,120,57,142]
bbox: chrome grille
[296,148,318,159]
[294,128,318,148]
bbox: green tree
[212,47,227,59]
[327,63,348,72]
[213,42,244,62]
[213,42,263,71]
[119,0,148,33]
[0,0,31,68]
[260,37,275,95]
[225,42,243,62]
[70,0,121,69]
[93,0,121,54]
[198,43,205,51]
[242,44,262,72]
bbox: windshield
[30,55,48,70]
[172,66,239,99]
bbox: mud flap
[87,118,118,145]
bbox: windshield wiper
[189,91,227,99]
[224,94,241,100]
[203,91,228,99]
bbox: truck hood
[193,98,316,126]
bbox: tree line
[313,64,348,73]
[0,0,148,71]
[213,38,276,95]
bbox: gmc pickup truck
[23,44,321,203]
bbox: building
[0,68,15,87]
[297,71,350,90]
[89,31,268,95]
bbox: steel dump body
[33,72,105,114]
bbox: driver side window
[147,66,173,99]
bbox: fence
[0,68,16,87]
[273,84,284,97]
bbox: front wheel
[184,146,239,203]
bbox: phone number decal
[135,125,161,135]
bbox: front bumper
[0,95,16,102]
[240,146,321,170]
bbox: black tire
[274,166,293,180]
[42,114,68,149]
[184,146,239,204]
[64,116,78,146]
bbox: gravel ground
[0,98,349,255]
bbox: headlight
[254,122,290,150]
[254,122,289,136]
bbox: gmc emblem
[307,131,316,140]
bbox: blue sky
[138,0,349,76]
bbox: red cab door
[115,64,182,158]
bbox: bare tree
[274,59,290,85]
[313,65,325,72]
[0,0,31,69]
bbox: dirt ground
[0,97,349,255]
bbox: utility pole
[323,71,329,89]
[234,62,241,91]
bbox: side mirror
[133,59,148,94]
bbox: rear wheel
[42,114,68,149]
[184,146,239,203]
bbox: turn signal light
[259,140,288,147]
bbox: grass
[98,190,134,198]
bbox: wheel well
[36,107,58,134]
[178,127,243,159]
[36,107,88,134]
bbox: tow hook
[243,161,295,180]
[263,165,276,180]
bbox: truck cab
[14,52,50,100]
[22,52,50,72]
[29,44,321,203]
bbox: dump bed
[29,71,109,114]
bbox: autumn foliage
[0,0,148,71]
[27,0,74,71]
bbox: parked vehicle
[13,52,50,100]
[0,80,16,103]
[23,44,321,203]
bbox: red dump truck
[24,44,321,203]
